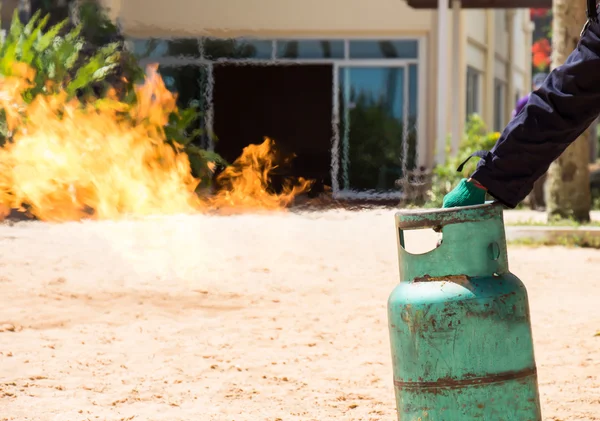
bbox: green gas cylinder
[388,202,542,420]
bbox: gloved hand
[442,178,487,208]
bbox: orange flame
[0,63,312,222]
[210,138,311,212]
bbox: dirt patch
[0,210,598,420]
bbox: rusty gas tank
[388,202,542,420]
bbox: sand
[0,208,599,421]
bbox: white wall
[465,10,487,44]
[466,43,486,72]
[494,10,509,59]
[513,9,533,93]
[459,8,531,132]
[107,0,432,38]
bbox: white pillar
[506,10,515,127]
[435,0,449,165]
[484,10,495,128]
[451,0,461,155]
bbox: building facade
[100,0,533,199]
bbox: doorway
[337,64,417,195]
[212,64,333,194]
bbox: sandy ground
[0,208,599,421]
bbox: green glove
[442,178,487,208]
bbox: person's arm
[469,15,600,208]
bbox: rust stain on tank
[413,274,471,285]
[394,366,537,393]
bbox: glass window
[202,38,272,60]
[276,40,344,59]
[338,66,409,191]
[494,78,506,131]
[466,66,481,119]
[165,39,202,58]
[349,40,418,59]
[126,38,201,59]
[126,38,168,59]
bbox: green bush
[72,2,229,186]
[163,107,228,186]
[426,115,500,207]
[6,11,123,96]
[0,7,225,185]
[0,10,125,141]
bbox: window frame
[466,66,482,120]
[493,77,507,132]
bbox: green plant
[0,10,124,143]
[72,0,146,99]
[426,115,500,207]
[73,1,227,183]
[0,7,225,185]
[163,107,228,185]
[8,11,122,96]
[337,89,417,191]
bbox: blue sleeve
[471,16,600,208]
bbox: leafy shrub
[72,2,228,185]
[70,0,145,100]
[0,7,225,185]
[0,10,125,142]
[163,107,228,186]
[426,115,500,207]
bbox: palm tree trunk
[545,0,592,222]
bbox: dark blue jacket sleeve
[471,17,600,208]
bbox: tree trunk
[545,0,592,222]
[589,116,598,163]
[528,173,546,210]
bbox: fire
[0,63,312,222]
[210,138,312,213]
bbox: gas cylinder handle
[396,201,500,232]
[396,202,502,251]
[395,201,509,279]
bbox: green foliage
[163,106,228,184]
[339,89,417,191]
[426,115,500,207]
[0,9,123,144]
[164,107,203,147]
[73,0,145,96]
[0,6,225,184]
[0,10,121,98]
[75,0,120,45]
[187,145,228,188]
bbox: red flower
[533,52,550,69]
[532,38,551,69]
[532,38,551,55]
[530,8,549,19]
